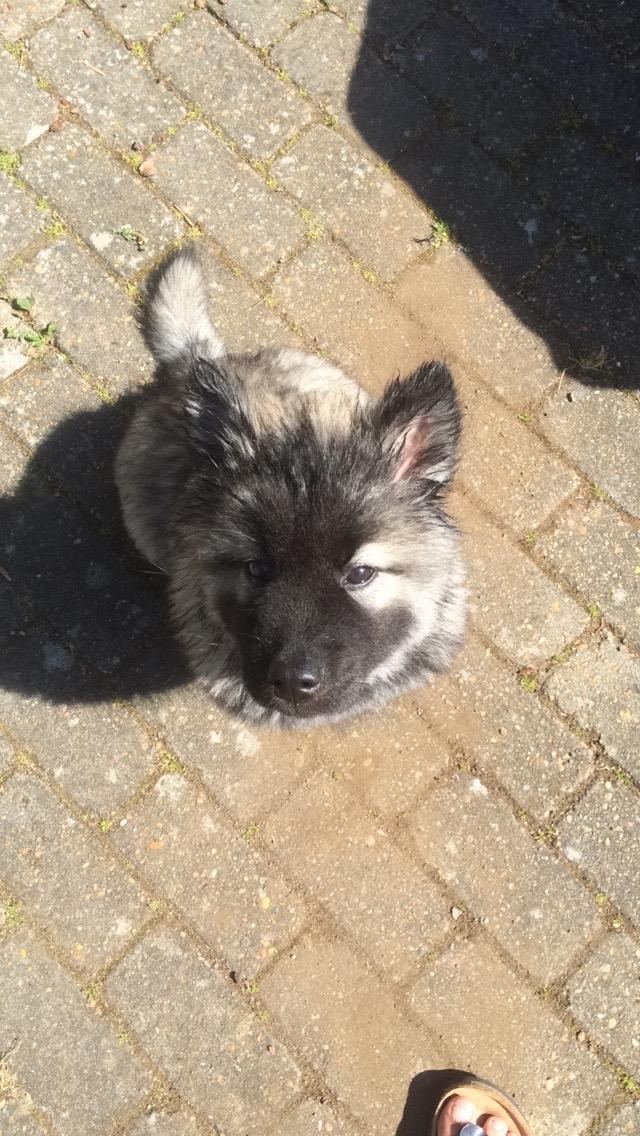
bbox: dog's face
[170,359,464,726]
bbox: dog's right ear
[182,357,253,464]
[374,361,461,489]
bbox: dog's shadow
[0,392,190,706]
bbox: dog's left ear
[374,361,461,488]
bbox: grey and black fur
[115,246,466,727]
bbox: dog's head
[171,358,464,725]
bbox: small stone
[451,906,463,920]
[138,156,156,177]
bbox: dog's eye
[245,559,270,582]
[344,565,376,587]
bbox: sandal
[431,1073,532,1136]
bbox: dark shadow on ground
[348,0,640,390]
[0,394,191,704]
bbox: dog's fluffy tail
[142,244,224,366]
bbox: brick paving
[0,2,638,1135]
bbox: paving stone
[29,8,182,149]
[133,683,314,822]
[265,767,449,977]
[0,733,15,775]
[0,686,157,813]
[273,125,432,281]
[0,298,29,380]
[0,51,58,151]
[598,1102,640,1136]
[127,1113,197,1136]
[277,1099,356,1136]
[416,634,594,820]
[153,13,310,159]
[0,772,148,971]
[0,426,27,493]
[0,175,44,265]
[337,0,427,43]
[525,243,640,390]
[525,15,639,162]
[453,492,589,665]
[0,424,161,681]
[451,0,557,49]
[272,12,430,160]
[153,123,303,278]
[572,0,640,61]
[85,0,191,40]
[262,933,438,1136]
[313,694,450,817]
[537,498,640,648]
[0,583,32,648]
[9,240,150,394]
[272,240,436,392]
[532,135,639,277]
[394,130,554,284]
[197,245,300,351]
[396,244,564,410]
[558,780,640,925]
[568,932,640,1071]
[411,772,600,982]
[216,0,312,48]
[106,927,301,1131]
[394,10,554,162]
[0,0,65,38]
[0,1098,47,1136]
[0,931,150,1134]
[0,353,124,524]
[115,774,305,975]
[410,937,616,1136]
[537,382,640,518]
[0,458,155,670]
[455,369,578,534]
[21,124,182,277]
[545,636,640,781]
[128,1115,197,1136]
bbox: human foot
[437,1093,517,1136]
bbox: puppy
[115,246,466,727]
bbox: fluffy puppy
[115,246,466,727]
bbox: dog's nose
[268,658,321,705]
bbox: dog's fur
[115,246,466,727]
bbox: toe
[484,1118,509,1136]
[438,1095,475,1136]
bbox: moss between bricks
[157,748,186,774]
[0,152,20,176]
[3,901,23,930]
[431,219,451,248]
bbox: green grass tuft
[0,152,20,176]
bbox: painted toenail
[451,1098,474,1123]
[460,1125,485,1136]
